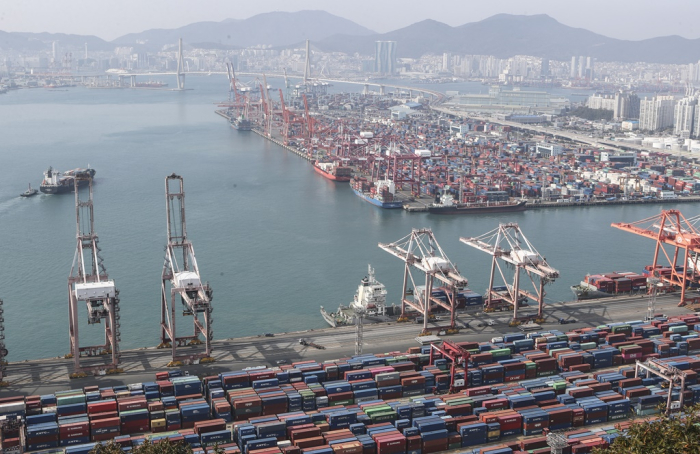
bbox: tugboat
[20,183,38,197]
[320,264,392,327]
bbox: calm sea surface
[0,76,695,361]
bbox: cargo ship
[230,116,252,131]
[571,272,648,300]
[40,166,96,194]
[350,177,403,209]
[313,160,353,182]
[428,187,527,215]
[134,80,168,88]
[320,264,396,327]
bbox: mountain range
[1,11,698,64]
[316,14,700,64]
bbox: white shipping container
[414,149,431,157]
[0,402,26,414]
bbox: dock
[1,292,694,395]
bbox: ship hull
[231,120,252,131]
[351,187,403,209]
[428,200,527,215]
[570,285,615,301]
[313,164,351,182]
[40,184,75,194]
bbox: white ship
[320,264,391,327]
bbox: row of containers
[2,312,700,454]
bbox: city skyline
[2,0,699,42]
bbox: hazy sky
[2,0,698,42]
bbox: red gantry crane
[379,228,468,333]
[612,209,700,306]
[460,223,559,322]
[67,173,121,376]
[428,339,471,393]
[160,174,214,365]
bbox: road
[0,292,693,397]
[433,106,697,159]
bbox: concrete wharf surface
[1,292,693,397]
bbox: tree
[91,440,224,454]
[594,405,700,454]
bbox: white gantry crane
[160,174,213,366]
[460,223,559,322]
[379,228,468,333]
[0,298,6,383]
[67,173,121,375]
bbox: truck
[299,338,325,349]
[519,322,542,332]
[415,335,442,345]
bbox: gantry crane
[460,223,559,322]
[379,228,468,333]
[428,339,471,393]
[636,358,689,414]
[612,209,700,306]
[160,174,213,365]
[0,298,6,384]
[67,174,121,375]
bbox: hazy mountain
[0,30,114,53]
[112,10,375,50]
[316,14,700,64]
[2,13,698,64]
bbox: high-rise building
[540,58,550,77]
[52,41,58,61]
[586,57,594,80]
[570,56,576,78]
[614,91,640,120]
[674,94,699,138]
[374,41,396,75]
[442,52,451,72]
[578,56,585,78]
[587,92,615,110]
[639,95,676,131]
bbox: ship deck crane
[379,228,468,333]
[160,174,213,366]
[612,209,700,306]
[460,223,559,322]
[67,174,121,375]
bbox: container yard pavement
[1,292,693,397]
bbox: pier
[0,292,693,394]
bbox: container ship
[313,160,353,182]
[320,265,397,327]
[571,271,649,300]
[321,265,484,328]
[428,187,527,215]
[350,177,403,209]
[230,116,252,131]
[40,167,96,194]
[134,81,168,88]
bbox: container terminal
[2,177,700,454]
[5,75,700,454]
[216,67,700,214]
[1,294,700,454]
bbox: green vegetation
[91,440,224,454]
[594,405,700,453]
[570,107,614,121]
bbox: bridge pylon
[176,38,185,90]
